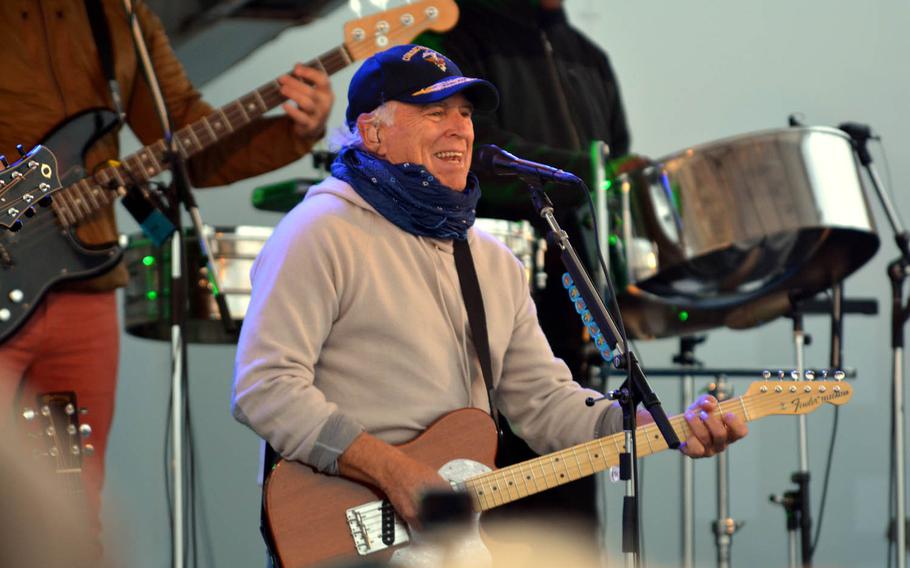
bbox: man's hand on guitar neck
[635,394,749,458]
[338,432,452,529]
[278,64,334,145]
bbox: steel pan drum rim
[641,125,851,167]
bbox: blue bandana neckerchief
[330,146,481,241]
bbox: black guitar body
[0,109,124,344]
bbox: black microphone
[474,144,582,185]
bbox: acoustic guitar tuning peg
[0,155,8,168]
[16,144,26,157]
[9,220,23,232]
[24,207,35,218]
[38,195,53,207]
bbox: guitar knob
[83,444,95,456]
[0,155,7,168]
[8,289,24,303]
[0,308,10,322]
[79,424,92,438]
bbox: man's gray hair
[328,101,398,151]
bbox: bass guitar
[0,0,458,344]
[262,378,853,568]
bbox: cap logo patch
[411,76,474,97]
[401,46,447,72]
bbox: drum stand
[709,375,742,568]
[769,306,813,568]
[124,3,235,567]
[674,336,705,568]
[839,122,910,568]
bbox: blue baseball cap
[345,44,500,129]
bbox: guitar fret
[138,148,162,177]
[339,46,353,66]
[506,469,521,501]
[739,397,751,421]
[200,117,219,144]
[124,155,147,183]
[473,478,492,510]
[231,100,252,125]
[80,178,102,210]
[178,125,200,155]
[252,90,269,113]
[570,446,586,477]
[67,184,89,219]
[52,189,78,226]
[313,57,328,74]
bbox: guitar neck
[462,393,768,512]
[51,45,353,227]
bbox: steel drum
[124,226,271,344]
[474,218,547,289]
[609,126,880,338]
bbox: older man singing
[232,44,746,544]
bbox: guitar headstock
[343,0,459,62]
[0,145,61,231]
[22,392,93,479]
[743,370,852,418]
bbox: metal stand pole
[674,336,705,568]
[122,3,235,567]
[838,122,910,568]
[710,376,741,568]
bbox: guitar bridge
[346,499,409,556]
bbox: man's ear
[356,115,383,155]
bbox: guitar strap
[84,0,126,121]
[452,238,502,438]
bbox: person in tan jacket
[0,0,333,547]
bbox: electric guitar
[262,378,853,568]
[0,0,459,344]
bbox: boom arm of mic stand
[524,176,680,450]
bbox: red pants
[0,290,119,540]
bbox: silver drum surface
[123,225,272,344]
[611,126,880,338]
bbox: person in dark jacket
[418,0,632,540]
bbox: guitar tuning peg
[21,408,36,421]
[762,370,771,380]
[24,207,36,218]
[0,155,8,168]
[833,369,846,381]
[777,369,785,380]
[9,220,23,232]
[84,444,95,456]
[790,369,800,380]
[805,369,816,381]
[79,424,92,438]
[64,403,75,415]
[38,195,53,207]
[16,144,26,157]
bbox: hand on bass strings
[278,64,334,144]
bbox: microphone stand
[122,3,236,567]
[523,173,680,568]
[840,123,910,568]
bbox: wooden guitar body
[264,408,498,567]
